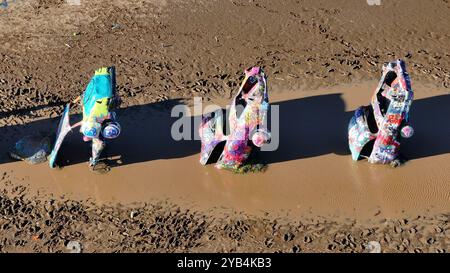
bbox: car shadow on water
[1,93,450,168]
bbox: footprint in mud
[283,232,295,242]
[264,237,274,248]
[303,236,313,244]
[292,245,301,253]
[327,243,337,251]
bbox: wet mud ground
[1,0,450,252]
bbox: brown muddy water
[1,82,449,222]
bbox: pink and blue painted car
[199,66,271,170]
[348,59,414,166]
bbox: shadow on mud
[262,93,450,164]
[1,94,450,168]
[0,99,200,167]
[262,93,351,164]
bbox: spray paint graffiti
[348,59,414,165]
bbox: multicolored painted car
[80,67,120,167]
[199,66,270,170]
[348,59,414,166]
[49,67,121,170]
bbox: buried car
[48,67,121,172]
[348,59,414,167]
[199,66,271,170]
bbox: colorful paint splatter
[199,66,270,170]
[348,59,414,164]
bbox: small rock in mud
[66,241,82,253]
[366,241,381,253]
